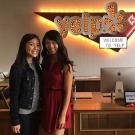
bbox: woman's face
[25,38,40,58]
[45,39,58,55]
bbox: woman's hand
[58,114,66,129]
[11,124,21,134]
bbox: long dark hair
[42,30,73,69]
[14,33,40,67]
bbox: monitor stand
[115,81,124,99]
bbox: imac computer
[100,67,135,97]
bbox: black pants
[19,111,40,135]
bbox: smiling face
[45,39,58,55]
[25,38,40,60]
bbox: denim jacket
[9,61,41,125]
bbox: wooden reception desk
[0,79,12,135]
[72,92,135,135]
[1,79,135,135]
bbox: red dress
[41,63,72,132]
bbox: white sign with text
[100,37,127,48]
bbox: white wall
[0,0,135,77]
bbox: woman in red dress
[41,30,73,135]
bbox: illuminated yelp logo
[35,2,135,51]
[54,2,127,39]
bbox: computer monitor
[100,67,135,93]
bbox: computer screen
[100,67,135,93]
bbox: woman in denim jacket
[9,33,41,135]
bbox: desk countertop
[73,92,135,111]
